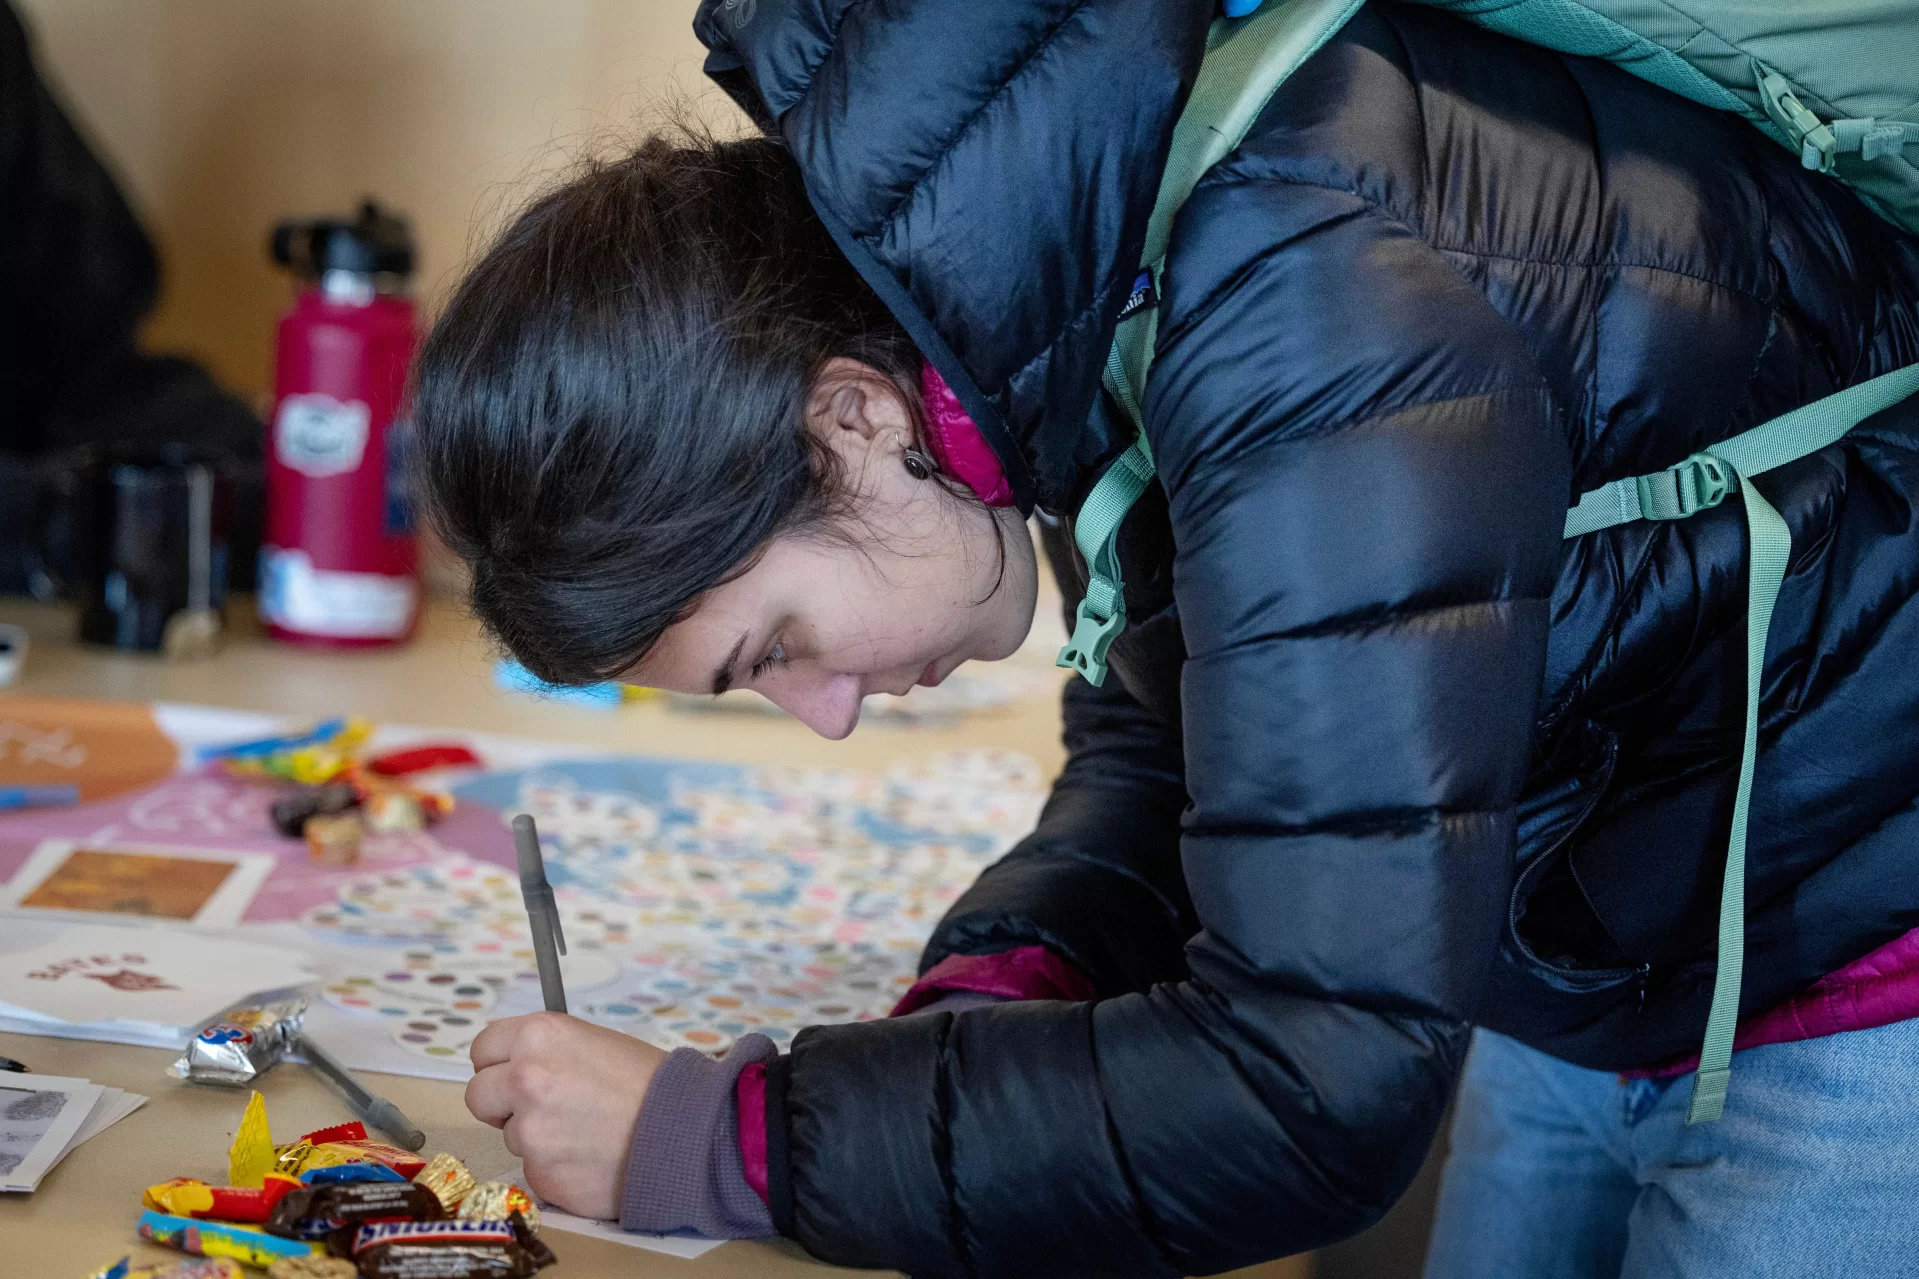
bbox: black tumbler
[35,444,233,655]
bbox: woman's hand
[465,1012,670,1220]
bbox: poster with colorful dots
[0,704,1048,1080]
[297,751,1041,1078]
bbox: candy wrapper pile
[208,717,470,868]
[89,1092,551,1278]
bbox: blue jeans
[1423,1021,1919,1279]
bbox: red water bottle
[260,202,420,647]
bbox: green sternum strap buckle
[1057,439,1155,686]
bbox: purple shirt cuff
[621,1033,778,1238]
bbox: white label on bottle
[275,393,371,478]
[258,546,416,638]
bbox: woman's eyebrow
[711,631,749,697]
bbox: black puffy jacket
[694,2,1919,1274]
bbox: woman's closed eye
[750,640,788,681]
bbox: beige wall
[15,0,740,406]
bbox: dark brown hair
[410,134,926,685]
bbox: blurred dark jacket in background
[0,0,261,594]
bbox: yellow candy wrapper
[228,1092,275,1189]
[271,1138,313,1179]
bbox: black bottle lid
[270,200,415,279]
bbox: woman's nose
[763,669,865,740]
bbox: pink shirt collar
[919,362,1015,507]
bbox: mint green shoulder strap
[1060,0,1367,683]
[1564,362,1919,1122]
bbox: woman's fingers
[501,1110,528,1160]
[468,1014,525,1071]
[458,1013,669,1222]
[465,1061,515,1129]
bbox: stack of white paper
[0,1073,147,1192]
[0,923,315,1050]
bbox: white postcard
[0,922,313,1032]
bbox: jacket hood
[694,0,1212,512]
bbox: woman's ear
[804,357,914,461]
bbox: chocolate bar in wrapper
[169,999,309,1086]
[343,1213,555,1277]
[265,1179,445,1240]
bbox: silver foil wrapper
[168,997,309,1086]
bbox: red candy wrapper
[366,745,480,776]
[144,1175,302,1223]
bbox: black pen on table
[513,813,568,1014]
[296,1030,426,1151]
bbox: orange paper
[0,695,178,801]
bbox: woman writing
[414,2,1919,1275]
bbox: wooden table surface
[0,594,1307,1279]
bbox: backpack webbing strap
[1058,439,1155,684]
[1060,0,1367,683]
[1757,68,1919,175]
[1563,361,1919,1123]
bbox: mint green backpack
[1057,0,1919,1123]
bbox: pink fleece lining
[919,362,1015,507]
[1626,924,1919,1079]
[736,1062,769,1205]
[889,944,1096,1016]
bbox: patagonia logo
[1117,269,1158,322]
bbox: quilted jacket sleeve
[762,176,1570,1275]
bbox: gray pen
[513,813,569,1014]
[297,1030,427,1151]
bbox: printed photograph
[0,1086,69,1177]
